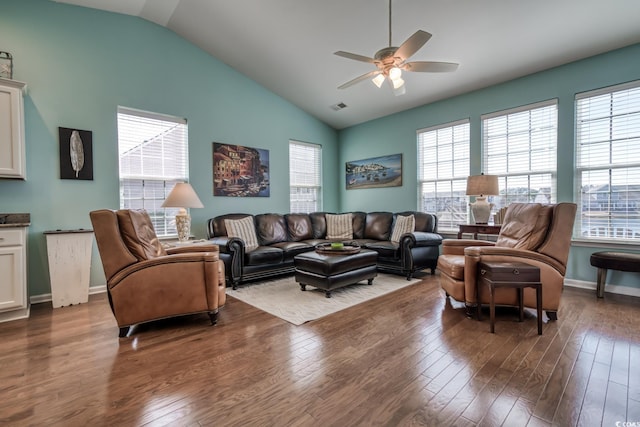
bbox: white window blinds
[289,140,322,213]
[576,80,640,240]
[117,107,188,237]
[482,100,557,210]
[417,119,470,230]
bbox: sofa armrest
[207,236,245,287]
[402,231,443,247]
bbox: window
[117,107,188,237]
[289,140,322,213]
[576,80,640,241]
[482,100,557,210]
[417,119,470,230]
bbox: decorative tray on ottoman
[315,242,361,255]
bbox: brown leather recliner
[90,209,226,337]
[437,202,577,320]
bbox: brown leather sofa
[90,209,226,337]
[437,202,577,320]
[207,211,442,289]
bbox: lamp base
[470,196,494,224]
[175,213,191,243]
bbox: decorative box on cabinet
[0,78,26,179]
[0,227,29,322]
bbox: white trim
[416,117,470,134]
[565,279,640,298]
[575,79,640,100]
[571,239,640,249]
[30,284,107,305]
[480,98,558,121]
[117,106,186,124]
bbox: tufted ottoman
[294,249,378,298]
[590,251,640,298]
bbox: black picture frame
[58,127,93,180]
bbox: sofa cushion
[391,214,415,244]
[495,203,552,250]
[244,246,283,265]
[326,213,353,240]
[352,211,367,239]
[255,213,287,245]
[364,212,393,240]
[285,214,313,241]
[225,217,259,252]
[309,212,328,239]
[365,240,399,259]
[116,209,167,261]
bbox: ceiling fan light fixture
[372,74,385,88]
[388,67,402,80]
[391,76,405,89]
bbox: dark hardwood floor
[1,274,639,426]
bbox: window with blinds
[576,80,640,241]
[417,119,470,230]
[289,140,322,213]
[482,100,557,211]
[117,107,188,237]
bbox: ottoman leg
[325,291,332,298]
[300,283,306,291]
[367,278,374,285]
[596,268,607,298]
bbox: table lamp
[161,182,204,242]
[466,174,499,224]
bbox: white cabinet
[0,78,26,179]
[0,227,28,322]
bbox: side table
[457,224,502,239]
[477,261,542,335]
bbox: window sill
[571,238,640,250]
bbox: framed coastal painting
[212,142,270,197]
[58,127,93,180]
[346,153,402,190]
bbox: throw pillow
[390,214,415,244]
[225,217,259,252]
[326,213,353,240]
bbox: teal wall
[338,43,640,289]
[0,0,339,296]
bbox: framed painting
[346,153,402,190]
[213,142,270,197]
[58,127,93,180]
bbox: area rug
[226,273,422,325]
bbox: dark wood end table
[457,224,502,239]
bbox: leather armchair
[90,209,226,337]
[437,202,577,320]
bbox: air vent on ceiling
[330,102,348,111]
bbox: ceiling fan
[334,0,458,96]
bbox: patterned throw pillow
[325,213,353,240]
[225,217,259,252]
[390,214,415,244]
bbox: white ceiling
[53,0,640,129]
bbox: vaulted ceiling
[52,0,640,129]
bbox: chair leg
[118,326,130,338]
[208,311,218,325]
[596,268,607,298]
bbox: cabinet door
[0,81,26,178]
[0,246,26,311]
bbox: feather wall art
[58,127,93,180]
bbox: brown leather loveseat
[207,211,442,289]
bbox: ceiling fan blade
[334,51,376,64]
[402,61,459,73]
[338,70,381,89]
[394,30,432,61]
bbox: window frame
[575,80,640,242]
[481,99,558,211]
[117,106,189,238]
[417,118,471,231]
[289,140,322,213]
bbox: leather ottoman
[294,249,378,298]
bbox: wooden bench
[589,251,640,298]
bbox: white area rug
[226,273,421,325]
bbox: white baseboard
[564,279,640,298]
[30,284,107,305]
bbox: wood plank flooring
[0,274,639,426]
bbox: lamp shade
[466,174,499,196]
[161,183,204,209]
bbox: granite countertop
[0,213,31,227]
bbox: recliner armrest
[442,239,494,255]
